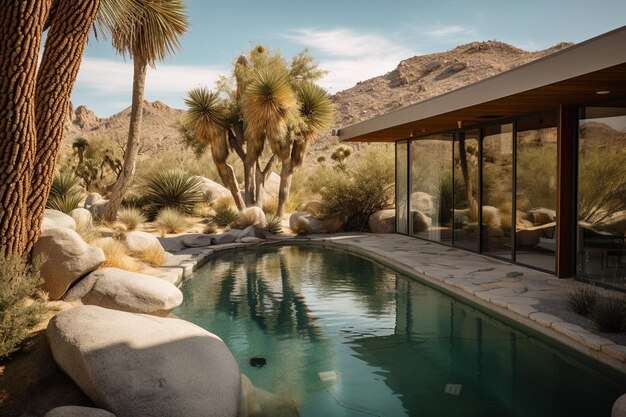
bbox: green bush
[309,148,394,230]
[46,172,83,214]
[265,214,283,235]
[155,208,189,234]
[566,286,598,317]
[117,207,147,230]
[141,170,204,218]
[0,255,46,359]
[213,206,239,228]
[591,295,626,333]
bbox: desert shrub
[0,255,46,359]
[516,144,557,210]
[204,221,218,234]
[141,170,204,218]
[46,172,83,214]
[265,214,283,235]
[117,207,147,230]
[155,208,189,234]
[591,295,626,332]
[262,197,278,216]
[309,148,394,230]
[213,206,239,228]
[566,286,598,317]
[285,171,311,214]
[435,171,465,225]
[93,239,142,272]
[212,195,236,211]
[578,148,626,223]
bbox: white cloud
[417,24,479,43]
[286,28,417,92]
[76,57,226,94]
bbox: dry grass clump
[566,286,598,317]
[204,221,218,234]
[0,255,47,359]
[155,208,189,235]
[592,294,626,333]
[212,195,236,211]
[133,244,167,266]
[75,221,102,244]
[290,218,309,235]
[262,198,278,216]
[93,238,142,272]
[117,207,147,230]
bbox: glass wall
[482,124,514,259]
[577,106,626,288]
[396,141,408,234]
[516,113,558,272]
[409,134,453,243]
[453,130,480,251]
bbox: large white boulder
[63,268,183,317]
[47,306,241,417]
[410,192,434,216]
[263,172,281,199]
[44,209,77,230]
[368,209,396,233]
[192,176,231,202]
[33,227,105,300]
[125,230,164,254]
[44,406,115,417]
[70,208,93,229]
[237,206,267,229]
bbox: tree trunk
[104,58,147,222]
[276,160,294,218]
[215,161,245,210]
[26,0,100,252]
[254,156,276,208]
[243,158,256,206]
[458,135,478,220]
[0,1,49,255]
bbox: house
[338,26,626,287]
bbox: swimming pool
[175,245,626,417]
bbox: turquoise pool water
[175,246,626,417]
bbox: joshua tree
[182,46,332,214]
[330,145,352,172]
[0,0,137,255]
[104,0,189,222]
[72,137,89,166]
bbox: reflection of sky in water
[175,246,626,417]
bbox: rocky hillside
[63,40,574,163]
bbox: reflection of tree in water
[215,247,322,341]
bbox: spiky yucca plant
[213,206,240,228]
[265,214,283,235]
[46,172,83,214]
[141,170,203,218]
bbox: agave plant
[265,214,283,235]
[46,172,84,214]
[141,170,203,218]
[212,206,240,228]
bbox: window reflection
[409,135,453,243]
[396,141,408,234]
[577,106,626,288]
[482,124,513,259]
[453,130,480,251]
[516,114,557,272]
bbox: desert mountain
[63,40,574,163]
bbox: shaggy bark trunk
[26,0,100,252]
[215,162,245,210]
[243,158,256,207]
[104,58,147,222]
[276,161,294,218]
[0,1,49,255]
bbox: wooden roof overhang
[337,26,626,143]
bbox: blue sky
[72,0,626,116]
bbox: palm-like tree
[72,138,90,166]
[103,0,188,222]
[0,0,138,255]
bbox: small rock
[33,227,105,300]
[506,271,523,278]
[44,406,116,417]
[368,209,396,233]
[125,230,164,254]
[450,62,468,72]
[182,234,215,248]
[63,267,183,317]
[212,229,242,245]
[44,209,77,230]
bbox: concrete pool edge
[159,232,626,377]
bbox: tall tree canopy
[182,46,333,215]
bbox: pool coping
[151,232,626,378]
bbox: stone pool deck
[152,232,626,375]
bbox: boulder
[528,208,556,225]
[125,230,164,254]
[182,234,214,248]
[237,206,267,229]
[33,227,105,300]
[84,193,103,210]
[44,406,115,417]
[63,267,183,317]
[410,192,434,216]
[368,209,396,233]
[482,206,501,228]
[47,306,241,417]
[289,211,345,235]
[263,172,281,199]
[44,209,77,230]
[411,210,432,233]
[241,237,264,244]
[613,393,626,417]
[212,229,242,245]
[70,208,93,229]
[84,193,108,219]
[192,176,231,202]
